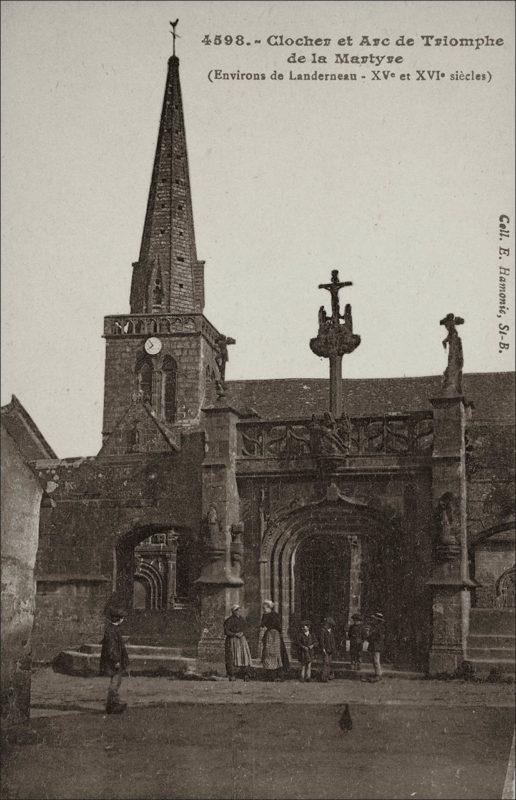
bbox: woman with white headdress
[224,604,252,681]
[259,600,290,680]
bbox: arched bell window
[161,355,177,422]
[135,355,153,404]
[152,275,164,311]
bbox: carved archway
[496,565,515,608]
[260,489,399,654]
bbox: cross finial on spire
[169,19,179,57]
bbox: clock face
[144,336,162,355]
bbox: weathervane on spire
[169,19,180,57]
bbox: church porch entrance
[260,494,420,666]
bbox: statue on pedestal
[440,313,464,396]
[215,334,236,386]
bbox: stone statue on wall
[215,335,236,385]
[206,505,220,546]
[435,492,460,560]
[440,313,464,396]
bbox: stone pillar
[164,530,180,609]
[329,354,343,418]
[427,396,476,675]
[195,404,244,673]
[347,535,362,626]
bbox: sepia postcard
[1,2,514,799]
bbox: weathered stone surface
[1,426,43,725]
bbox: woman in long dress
[259,600,290,680]
[224,604,252,681]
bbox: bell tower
[101,51,232,446]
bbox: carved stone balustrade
[236,411,434,472]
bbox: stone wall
[467,421,515,536]
[1,427,43,725]
[474,532,515,607]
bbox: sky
[1,0,514,456]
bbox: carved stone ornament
[309,412,349,457]
[309,270,361,359]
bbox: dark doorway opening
[295,535,349,634]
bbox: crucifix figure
[169,19,180,57]
[309,269,361,419]
[318,270,353,326]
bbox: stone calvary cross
[309,270,361,418]
[318,270,353,326]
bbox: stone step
[469,609,515,635]
[467,634,516,649]
[468,647,516,659]
[79,643,189,658]
[125,637,197,656]
[52,650,198,678]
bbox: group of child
[297,612,384,682]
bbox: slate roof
[224,372,514,424]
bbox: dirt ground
[1,670,514,800]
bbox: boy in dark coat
[297,621,316,682]
[100,608,129,714]
[319,616,336,682]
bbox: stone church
[27,53,514,677]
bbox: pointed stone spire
[130,56,204,314]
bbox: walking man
[99,608,129,714]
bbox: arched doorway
[260,491,407,660]
[111,523,200,647]
[113,525,195,612]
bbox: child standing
[347,613,365,671]
[99,608,129,714]
[319,616,336,682]
[297,621,316,682]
